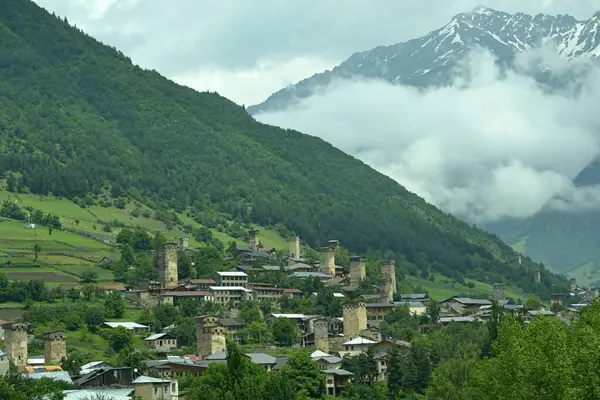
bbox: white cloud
[255,50,600,223]
[173,57,335,106]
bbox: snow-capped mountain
[248,6,600,114]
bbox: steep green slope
[0,0,567,297]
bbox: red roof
[161,291,212,297]
[189,279,216,284]
[282,288,303,293]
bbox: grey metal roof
[287,272,332,278]
[246,353,277,365]
[322,369,354,376]
[273,357,288,371]
[439,317,476,323]
[63,388,134,400]
[261,265,282,271]
[205,351,228,360]
[400,293,428,300]
[314,356,343,364]
[132,375,171,384]
[27,371,73,384]
[393,301,426,307]
[285,263,313,271]
[450,298,492,305]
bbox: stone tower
[158,243,179,287]
[313,318,329,353]
[550,293,563,305]
[328,240,340,250]
[288,235,300,258]
[44,331,67,364]
[492,283,506,302]
[380,260,397,299]
[319,247,335,276]
[570,278,577,292]
[535,270,541,284]
[379,278,394,303]
[343,302,367,339]
[248,229,260,251]
[179,237,189,254]
[349,256,366,288]
[5,322,29,365]
[196,316,227,358]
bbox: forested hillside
[0,0,567,296]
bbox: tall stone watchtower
[179,237,189,254]
[343,302,367,339]
[319,247,336,277]
[196,316,227,358]
[570,278,577,292]
[248,229,260,251]
[158,243,179,287]
[379,278,394,303]
[380,260,396,295]
[288,235,300,258]
[492,283,506,302]
[349,256,366,288]
[534,270,541,284]
[44,331,67,364]
[5,322,29,365]
[313,318,329,353]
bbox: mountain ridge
[248,6,600,115]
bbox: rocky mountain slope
[248,6,600,115]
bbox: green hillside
[0,0,569,298]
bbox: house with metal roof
[287,271,333,280]
[441,297,492,316]
[132,375,178,400]
[103,322,150,333]
[144,332,178,353]
[323,369,354,396]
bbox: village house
[214,271,249,288]
[132,375,179,400]
[342,337,378,353]
[323,369,354,397]
[159,290,214,305]
[180,278,216,291]
[146,358,207,378]
[441,297,492,316]
[219,318,248,343]
[282,287,303,299]
[102,322,150,334]
[249,283,286,301]
[209,286,252,307]
[144,333,178,353]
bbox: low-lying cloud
[255,50,600,223]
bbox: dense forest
[0,0,568,295]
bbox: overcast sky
[35,0,600,105]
